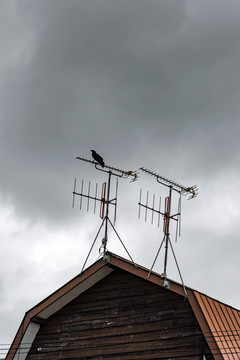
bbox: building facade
[6,252,240,360]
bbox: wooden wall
[26,269,214,359]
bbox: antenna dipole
[74,155,138,273]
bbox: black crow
[91,150,105,167]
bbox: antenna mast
[139,167,198,294]
[73,155,138,273]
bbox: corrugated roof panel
[212,298,237,360]
[194,291,240,360]
[203,294,231,360]
[219,302,240,360]
[224,305,240,347]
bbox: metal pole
[163,186,172,275]
[108,218,137,268]
[80,218,105,274]
[168,238,188,298]
[104,171,112,253]
[147,236,165,278]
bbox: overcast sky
[1,0,240,354]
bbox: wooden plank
[27,341,204,360]
[34,327,203,348]
[52,292,188,320]
[35,323,199,345]
[47,301,193,327]
[35,311,197,338]
[49,292,190,318]
[30,334,205,358]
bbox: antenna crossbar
[138,202,179,221]
[140,167,198,199]
[73,191,106,203]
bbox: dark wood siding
[27,269,213,359]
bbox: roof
[6,252,240,360]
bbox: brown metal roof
[193,291,240,360]
[6,251,240,360]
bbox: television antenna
[138,167,198,295]
[73,155,138,273]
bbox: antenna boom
[140,167,198,199]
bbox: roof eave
[6,256,112,360]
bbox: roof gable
[6,252,240,360]
[26,269,210,359]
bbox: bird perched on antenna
[91,150,105,167]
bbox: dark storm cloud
[0,0,239,225]
[0,0,184,219]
